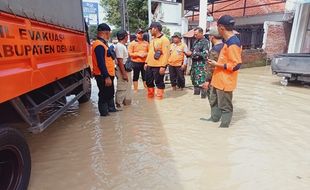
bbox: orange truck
[0,0,92,189]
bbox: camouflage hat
[172,32,182,38]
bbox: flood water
[24,66,310,190]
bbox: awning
[183,29,195,38]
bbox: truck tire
[0,127,31,190]
[78,71,92,104]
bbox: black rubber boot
[219,112,233,128]
[194,87,200,95]
[108,99,119,112]
[99,103,109,116]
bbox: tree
[162,26,171,39]
[101,0,148,33]
[88,25,98,41]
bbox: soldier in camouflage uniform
[190,27,210,98]
[201,27,224,122]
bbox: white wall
[151,1,183,36]
[160,3,182,24]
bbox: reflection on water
[25,66,310,190]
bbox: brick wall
[241,49,268,68]
[263,21,291,58]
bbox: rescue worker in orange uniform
[168,32,190,91]
[145,22,170,99]
[92,23,117,116]
[208,15,242,128]
[128,28,149,92]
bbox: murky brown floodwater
[23,66,310,190]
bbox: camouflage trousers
[190,61,206,87]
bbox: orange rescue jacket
[128,40,149,63]
[211,35,242,92]
[92,39,115,77]
[168,42,187,67]
[146,34,170,67]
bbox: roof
[183,29,195,38]
[186,0,286,22]
[181,0,286,15]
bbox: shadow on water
[26,80,184,190]
[231,107,247,125]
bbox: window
[235,25,264,49]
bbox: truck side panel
[0,0,84,32]
[0,12,88,103]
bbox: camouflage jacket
[191,38,209,62]
[206,43,224,82]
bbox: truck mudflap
[9,69,91,134]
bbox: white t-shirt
[115,42,128,65]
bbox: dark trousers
[145,66,165,89]
[209,86,233,122]
[209,87,233,112]
[95,75,115,113]
[169,66,185,88]
[133,62,146,81]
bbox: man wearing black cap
[145,22,170,99]
[92,23,117,116]
[128,28,149,92]
[208,15,242,128]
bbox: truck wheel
[78,71,92,104]
[0,127,31,190]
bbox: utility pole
[199,0,208,32]
[181,0,185,17]
[120,0,129,31]
[148,0,152,39]
[148,0,152,25]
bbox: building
[180,0,309,68]
[150,0,188,37]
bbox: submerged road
[25,66,310,190]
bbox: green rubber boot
[219,112,233,128]
[200,107,222,122]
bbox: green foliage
[88,25,98,40]
[101,0,148,33]
[111,28,121,39]
[162,26,171,39]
